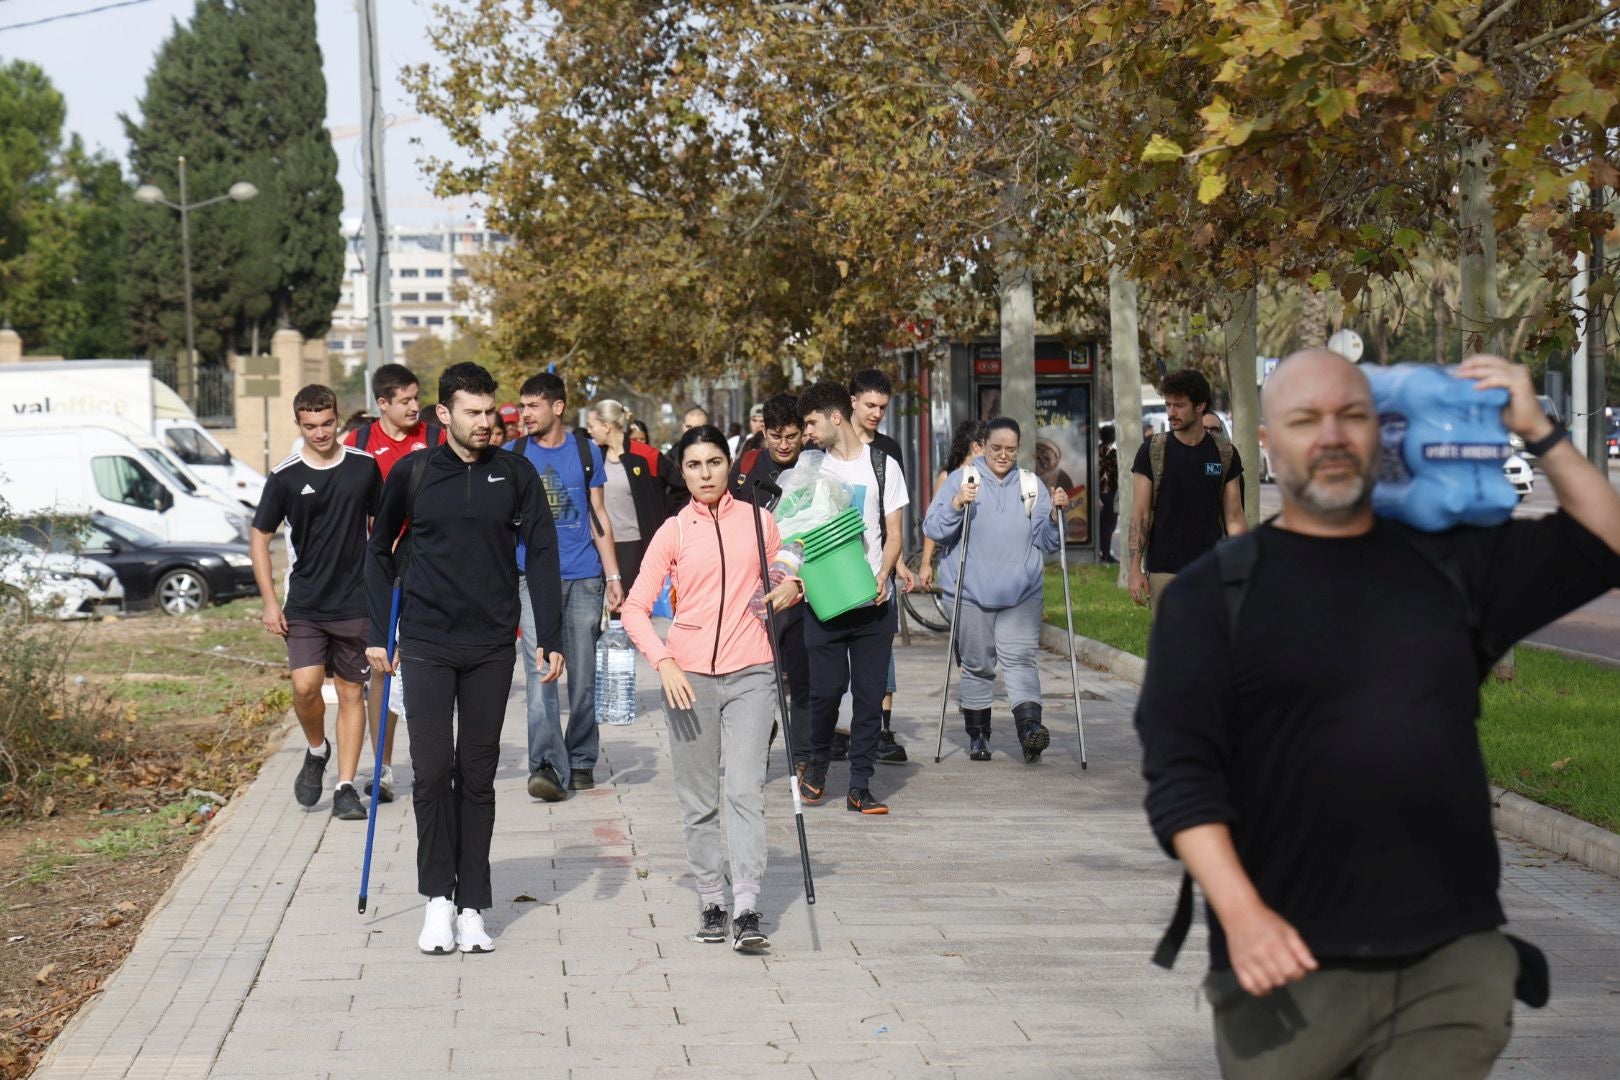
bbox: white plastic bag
[773,450,854,540]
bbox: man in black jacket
[365,362,564,956]
[1135,350,1620,1078]
[731,393,811,769]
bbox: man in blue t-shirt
[508,372,624,800]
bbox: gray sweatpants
[664,664,776,914]
[955,592,1043,711]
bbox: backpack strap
[1018,469,1040,518]
[356,421,373,451]
[1148,432,1168,509]
[573,430,606,539]
[871,441,889,551]
[399,447,436,576]
[1153,531,1260,970]
[425,422,442,448]
[1400,528,1498,672]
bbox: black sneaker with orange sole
[797,762,826,805]
[847,788,889,815]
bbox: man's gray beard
[1286,471,1374,519]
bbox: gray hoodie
[923,456,1061,609]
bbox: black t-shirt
[1135,513,1620,970]
[1131,433,1243,573]
[253,447,381,620]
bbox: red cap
[498,403,520,423]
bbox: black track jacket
[366,443,563,655]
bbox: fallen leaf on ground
[100,914,125,928]
[1550,757,1573,771]
[115,901,138,913]
[512,894,537,903]
[34,963,55,985]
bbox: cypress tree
[123,0,341,364]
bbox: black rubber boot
[1013,702,1049,764]
[963,708,992,761]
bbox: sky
[0,0,476,227]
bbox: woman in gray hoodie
[923,417,1068,763]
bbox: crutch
[933,465,979,763]
[747,479,815,906]
[1056,507,1088,769]
[358,578,402,914]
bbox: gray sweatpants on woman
[955,592,1043,711]
[664,664,776,915]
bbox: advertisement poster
[1035,382,1091,546]
[977,380,1092,546]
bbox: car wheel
[0,585,31,626]
[156,568,210,615]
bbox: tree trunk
[1432,278,1448,365]
[1109,262,1143,589]
[998,250,1038,472]
[1298,285,1329,347]
[1459,137,1515,680]
[1224,286,1261,528]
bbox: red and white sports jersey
[342,421,446,482]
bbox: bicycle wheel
[900,550,950,632]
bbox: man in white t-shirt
[794,381,910,816]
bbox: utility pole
[1573,181,1591,461]
[1588,182,1610,467]
[358,0,393,397]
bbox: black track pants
[399,638,514,911]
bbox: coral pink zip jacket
[621,492,783,676]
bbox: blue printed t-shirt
[508,433,606,580]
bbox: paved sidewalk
[35,635,1620,1078]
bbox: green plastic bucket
[794,508,876,619]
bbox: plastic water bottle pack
[1365,364,1518,532]
[595,617,638,725]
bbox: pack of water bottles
[594,617,638,725]
[1366,364,1518,532]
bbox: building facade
[326,224,509,370]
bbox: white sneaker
[456,908,494,953]
[418,897,456,954]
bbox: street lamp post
[134,156,258,407]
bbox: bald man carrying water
[1135,350,1620,1079]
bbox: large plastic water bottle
[1365,364,1518,532]
[595,618,638,725]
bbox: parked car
[0,533,124,622]
[1502,454,1534,500]
[1607,419,1618,459]
[16,513,256,616]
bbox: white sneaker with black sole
[364,766,395,803]
[418,897,456,954]
[456,908,494,953]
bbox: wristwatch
[1523,420,1567,458]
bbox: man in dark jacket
[365,362,564,957]
[1135,349,1620,1078]
[731,393,811,767]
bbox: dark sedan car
[18,514,257,615]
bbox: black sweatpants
[399,637,515,911]
[775,607,812,767]
[805,599,893,791]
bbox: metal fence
[150,354,236,427]
[195,364,235,427]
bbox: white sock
[308,741,328,758]
[334,781,354,792]
[733,891,759,916]
[700,889,727,910]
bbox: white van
[0,426,250,545]
[153,380,265,507]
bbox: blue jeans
[518,574,604,776]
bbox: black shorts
[286,618,370,684]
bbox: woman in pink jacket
[621,425,801,953]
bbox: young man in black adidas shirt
[1128,369,1247,612]
[251,384,382,822]
[1135,350,1620,1078]
[364,363,565,955]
